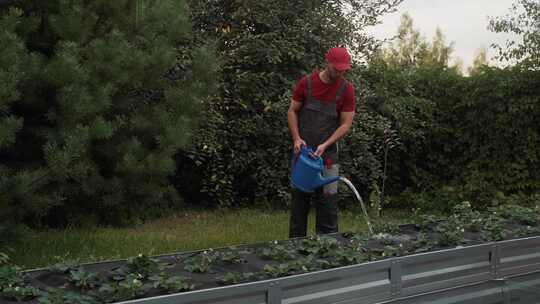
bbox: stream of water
[339,177,374,235]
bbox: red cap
[325,47,352,71]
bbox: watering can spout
[313,175,340,189]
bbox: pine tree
[0,8,29,241]
[0,0,217,226]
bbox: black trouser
[289,187,339,238]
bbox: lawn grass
[10,208,414,269]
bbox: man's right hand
[293,138,307,154]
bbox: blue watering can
[291,146,340,192]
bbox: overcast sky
[367,0,520,69]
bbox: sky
[367,0,520,69]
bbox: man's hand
[312,111,354,157]
[313,143,328,157]
[294,138,307,154]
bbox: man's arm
[314,111,355,156]
[287,98,306,154]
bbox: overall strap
[306,74,313,102]
[332,80,349,103]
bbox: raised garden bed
[2,202,540,304]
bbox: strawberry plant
[258,242,297,262]
[482,213,507,241]
[218,247,247,264]
[0,265,41,302]
[263,263,299,278]
[38,288,96,304]
[2,285,41,302]
[127,254,165,279]
[184,250,217,273]
[452,201,473,215]
[452,201,483,232]
[96,274,151,303]
[47,259,80,274]
[436,217,465,247]
[499,205,538,226]
[515,226,538,238]
[334,247,368,266]
[296,236,339,257]
[373,222,401,234]
[373,233,396,246]
[413,232,434,253]
[149,274,195,292]
[68,269,100,290]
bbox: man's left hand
[313,144,328,157]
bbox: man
[287,47,356,238]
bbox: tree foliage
[489,0,540,68]
[0,0,217,227]
[379,14,455,70]
[468,48,489,76]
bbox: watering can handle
[300,145,323,165]
[301,145,314,158]
[302,145,318,155]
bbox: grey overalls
[289,74,349,238]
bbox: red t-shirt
[292,71,356,114]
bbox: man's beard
[328,71,339,82]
